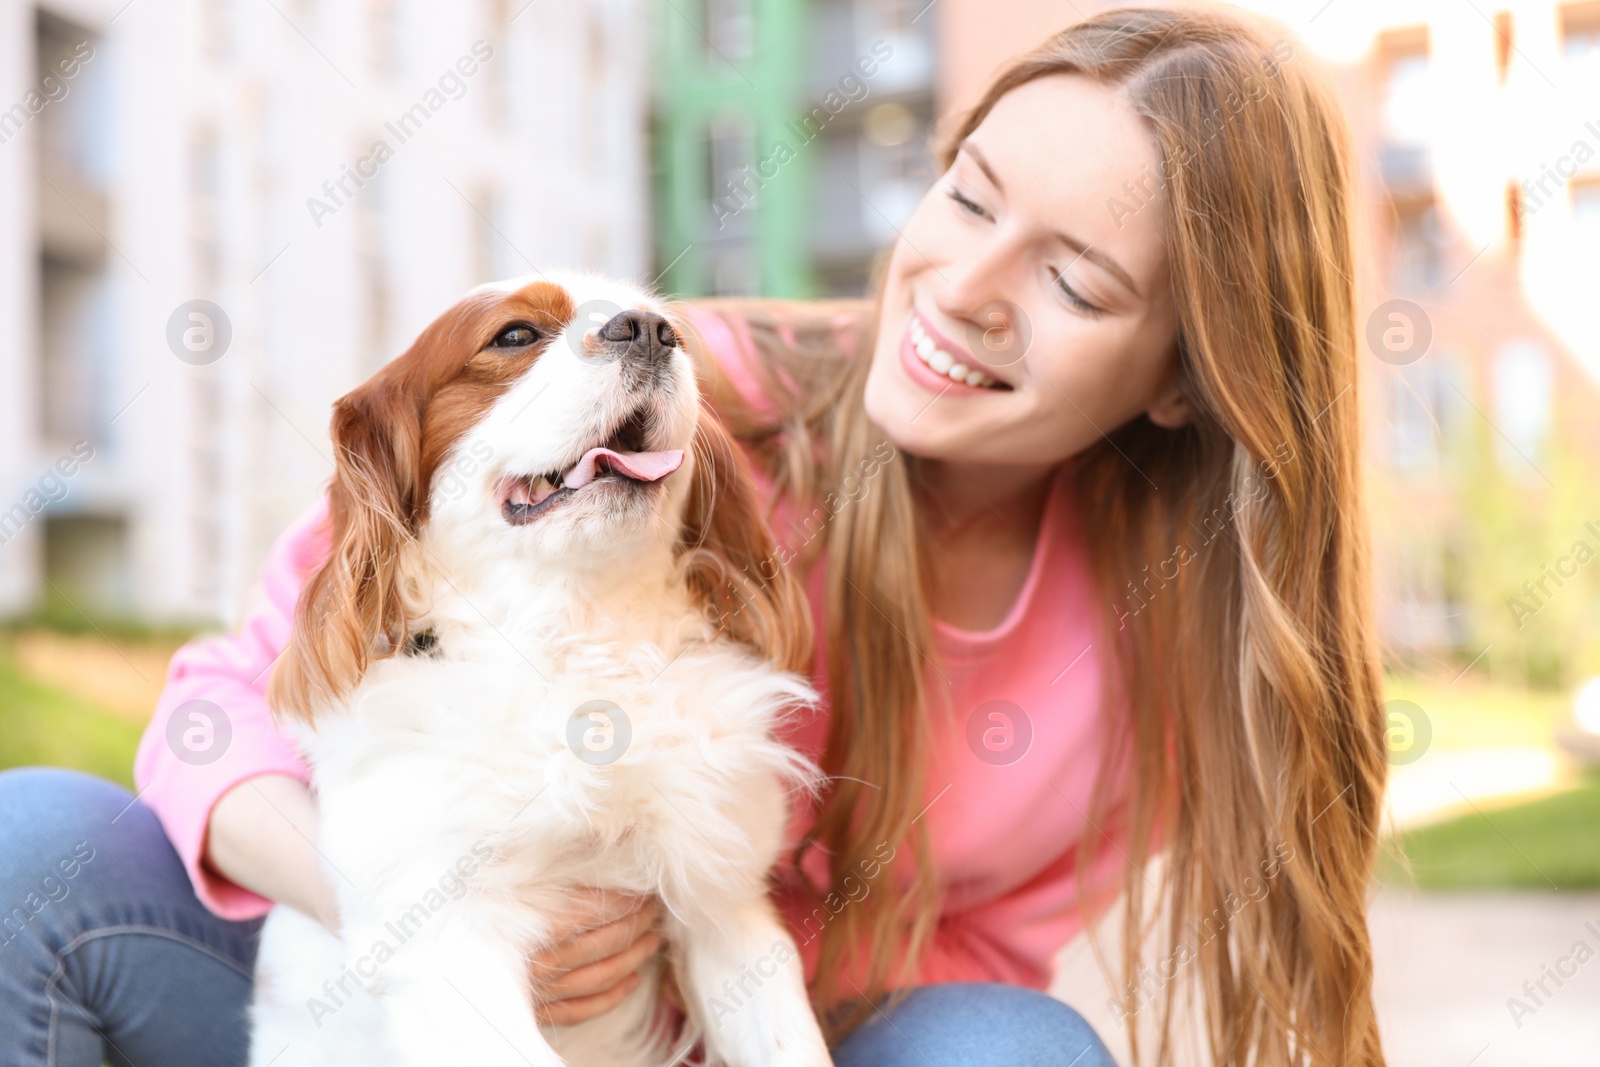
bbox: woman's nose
[934,229,1023,319]
[934,245,1031,368]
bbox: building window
[1561,2,1600,63]
[37,11,109,188]
[43,515,133,618]
[1491,340,1554,476]
[1575,178,1600,232]
[1391,202,1448,295]
[1381,47,1430,144]
[1377,29,1432,193]
[855,0,930,90]
[37,12,110,446]
[857,125,924,240]
[40,260,108,442]
[705,112,755,230]
[701,0,753,62]
[707,244,759,297]
[1386,355,1469,476]
[703,113,758,295]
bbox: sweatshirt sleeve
[132,498,331,920]
[679,304,862,409]
[680,306,776,414]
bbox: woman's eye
[490,324,540,348]
[946,185,987,218]
[1052,270,1106,317]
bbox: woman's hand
[528,889,667,1026]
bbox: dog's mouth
[498,406,685,526]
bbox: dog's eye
[489,323,541,349]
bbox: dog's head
[271,272,811,720]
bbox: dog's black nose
[599,309,678,362]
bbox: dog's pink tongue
[562,447,684,489]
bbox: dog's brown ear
[679,408,813,675]
[271,360,428,722]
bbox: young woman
[0,7,1388,1065]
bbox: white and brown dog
[248,272,833,1067]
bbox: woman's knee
[0,769,258,1066]
[0,769,134,944]
[0,768,132,879]
[833,982,1117,1067]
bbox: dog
[247,272,834,1067]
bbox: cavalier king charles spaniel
[248,273,833,1067]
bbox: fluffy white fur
[247,272,834,1067]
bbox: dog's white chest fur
[249,601,827,1067]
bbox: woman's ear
[678,407,814,676]
[270,369,424,721]
[1146,360,1193,429]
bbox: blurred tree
[1454,407,1600,689]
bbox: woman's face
[865,74,1186,471]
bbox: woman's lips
[898,309,1010,395]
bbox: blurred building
[1326,0,1600,681]
[0,0,651,625]
[652,0,938,297]
[5,0,1597,668]
[651,0,1600,681]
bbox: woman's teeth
[910,316,999,388]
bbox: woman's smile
[898,308,1010,393]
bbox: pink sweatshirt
[133,309,1123,994]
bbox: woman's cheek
[1029,326,1092,400]
[1035,329,1139,429]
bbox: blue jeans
[0,768,1115,1066]
[0,768,263,1066]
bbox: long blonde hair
[687,7,1387,1064]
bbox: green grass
[1383,775,1600,890]
[2,600,209,644]
[0,641,141,788]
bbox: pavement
[1372,890,1600,1067]
[1051,752,1598,1066]
[1055,891,1600,1066]
[1375,747,1599,1063]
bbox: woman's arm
[206,773,341,932]
[132,501,332,920]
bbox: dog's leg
[321,813,564,1067]
[342,900,564,1067]
[677,897,833,1067]
[249,906,392,1067]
